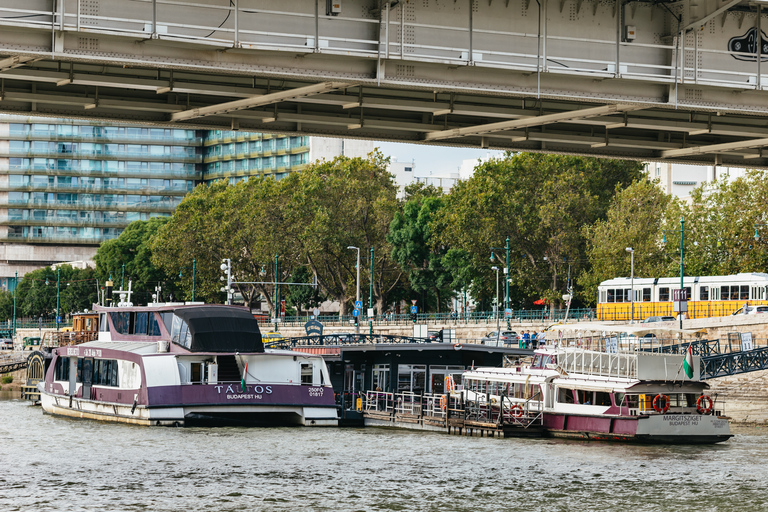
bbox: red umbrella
[533,299,547,305]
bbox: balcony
[1,131,203,146]
[0,199,178,213]
[0,149,201,163]
[0,233,120,245]
[0,183,192,196]
[0,166,202,180]
[0,216,135,228]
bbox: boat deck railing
[557,348,640,380]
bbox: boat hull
[544,412,732,444]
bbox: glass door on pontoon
[397,364,426,394]
[428,365,464,394]
[372,364,390,392]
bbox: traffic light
[354,316,359,326]
[411,312,417,323]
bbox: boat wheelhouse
[39,302,338,427]
[461,347,732,444]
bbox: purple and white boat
[461,347,732,444]
[39,302,338,427]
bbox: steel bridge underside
[2,0,768,168]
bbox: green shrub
[1,375,12,385]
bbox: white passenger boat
[461,347,732,444]
[39,301,338,427]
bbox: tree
[151,178,293,311]
[435,153,644,311]
[94,218,172,303]
[14,265,98,318]
[286,266,323,317]
[388,191,454,312]
[282,151,402,316]
[579,178,675,305]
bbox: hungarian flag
[683,345,694,379]
[241,362,248,392]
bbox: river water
[0,398,764,512]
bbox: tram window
[731,286,740,300]
[594,391,612,406]
[700,286,709,301]
[625,289,631,302]
[600,290,607,303]
[607,289,615,303]
[685,287,691,299]
[558,388,575,404]
[642,288,651,301]
[659,288,670,301]
[741,285,749,300]
[721,287,729,300]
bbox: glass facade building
[0,121,201,245]
[202,131,310,184]
[0,118,372,290]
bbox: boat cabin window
[110,311,162,336]
[594,391,612,406]
[160,312,174,334]
[301,363,313,385]
[99,313,109,332]
[532,355,543,368]
[55,357,118,386]
[93,359,119,387]
[558,388,575,404]
[171,315,193,349]
[576,390,591,404]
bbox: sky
[376,141,505,176]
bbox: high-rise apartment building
[0,117,373,289]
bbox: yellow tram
[597,273,768,321]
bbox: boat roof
[77,341,159,354]
[546,321,705,336]
[174,306,264,353]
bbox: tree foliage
[14,265,98,318]
[434,153,643,309]
[94,217,172,301]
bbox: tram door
[81,358,93,399]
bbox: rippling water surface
[0,398,764,511]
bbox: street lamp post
[490,237,510,311]
[348,246,360,334]
[12,272,17,340]
[369,248,374,335]
[662,218,686,329]
[56,266,60,331]
[491,266,500,344]
[626,247,634,323]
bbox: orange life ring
[696,395,713,415]
[652,394,670,413]
[439,395,447,411]
[444,375,456,393]
[510,404,524,418]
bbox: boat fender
[652,394,670,413]
[696,395,714,415]
[131,394,138,415]
[510,404,524,418]
[439,395,447,411]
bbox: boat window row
[110,311,163,336]
[618,393,698,409]
[54,357,120,387]
[464,379,539,399]
[557,388,613,406]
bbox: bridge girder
[0,0,767,167]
